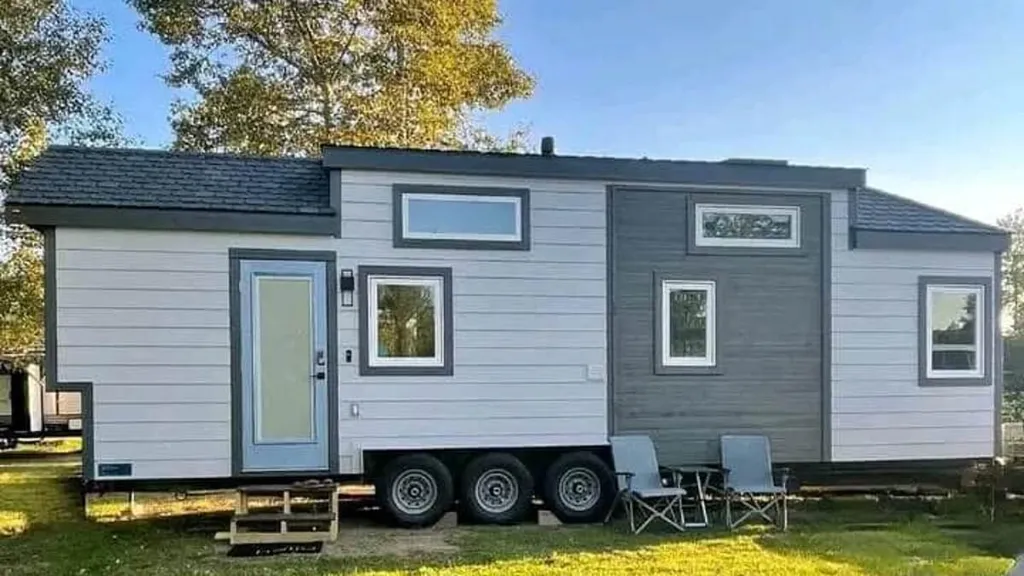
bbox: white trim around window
[694,203,801,248]
[661,280,717,367]
[367,275,445,369]
[401,192,523,242]
[924,284,984,380]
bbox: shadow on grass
[2,458,1022,576]
[754,497,1023,576]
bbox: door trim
[229,248,339,476]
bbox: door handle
[312,371,326,381]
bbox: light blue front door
[240,260,329,472]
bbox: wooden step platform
[224,481,340,546]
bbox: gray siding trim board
[606,186,615,436]
[685,193,811,257]
[820,193,833,462]
[329,170,343,238]
[323,146,867,190]
[852,229,1008,253]
[44,228,57,390]
[357,265,455,376]
[44,227,96,480]
[228,248,339,476]
[847,187,859,251]
[652,271,723,376]
[917,275,994,388]
[994,253,1004,456]
[391,184,531,251]
[13,205,338,236]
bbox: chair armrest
[776,467,792,492]
[614,471,634,491]
[719,467,731,490]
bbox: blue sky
[74,0,1024,224]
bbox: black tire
[376,453,454,528]
[461,452,533,524]
[544,451,615,524]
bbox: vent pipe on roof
[540,136,555,156]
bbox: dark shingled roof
[855,187,1005,235]
[7,146,331,214]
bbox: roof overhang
[322,146,867,190]
[7,204,338,236]
[850,228,1010,252]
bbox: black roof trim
[9,204,337,236]
[321,145,866,190]
[851,229,1009,252]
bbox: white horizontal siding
[57,169,607,480]
[337,170,608,463]
[56,229,322,480]
[829,190,996,461]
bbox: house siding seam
[829,190,996,461]
[55,169,608,480]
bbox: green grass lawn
[1,443,1022,575]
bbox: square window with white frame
[661,280,717,367]
[695,204,801,248]
[925,284,984,378]
[359,266,453,376]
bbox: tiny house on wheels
[6,143,1008,526]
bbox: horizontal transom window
[695,204,801,248]
[925,284,984,379]
[394,186,530,250]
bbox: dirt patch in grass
[322,525,460,558]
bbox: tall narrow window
[661,280,717,367]
[925,284,984,378]
[359,266,453,376]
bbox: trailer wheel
[377,453,454,528]
[544,451,614,523]
[461,453,533,524]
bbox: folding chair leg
[603,490,623,524]
[725,495,733,530]
[780,496,788,531]
[622,496,630,532]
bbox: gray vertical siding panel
[611,187,824,464]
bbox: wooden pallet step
[229,531,335,545]
[238,483,336,495]
[233,512,335,523]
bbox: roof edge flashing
[850,228,1009,253]
[323,145,865,189]
[9,204,338,236]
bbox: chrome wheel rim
[392,469,438,515]
[558,467,601,512]
[474,469,519,514]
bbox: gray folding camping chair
[720,434,789,530]
[606,435,687,533]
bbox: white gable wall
[335,171,608,472]
[830,190,997,461]
[55,170,607,480]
